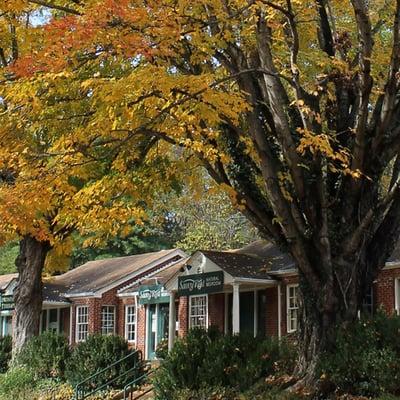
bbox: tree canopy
[2,0,400,383]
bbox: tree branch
[315,0,335,56]
[28,0,82,15]
[375,0,400,138]
[350,0,373,173]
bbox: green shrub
[65,334,141,390]
[318,313,400,397]
[155,338,168,360]
[0,335,12,373]
[16,330,70,379]
[153,329,296,400]
[0,365,36,396]
[169,383,303,400]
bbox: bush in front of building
[173,384,304,400]
[153,328,296,400]
[0,365,36,397]
[318,312,400,397]
[15,330,70,379]
[155,338,169,360]
[0,335,12,373]
[65,334,142,391]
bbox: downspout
[69,304,73,345]
[277,283,282,339]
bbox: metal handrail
[74,349,143,400]
[123,366,159,400]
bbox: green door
[147,303,170,360]
[158,304,169,344]
[147,304,157,360]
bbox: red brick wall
[375,267,400,314]
[69,255,183,345]
[178,296,188,337]
[136,304,147,356]
[265,287,278,336]
[70,286,132,344]
[67,265,400,350]
[208,293,225,331]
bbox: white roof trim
[118,291,139,298]
[233,277,277,285]
[383,262,400,270]
[43,301,71,307]
[268,268,298,276]
[65,291,95,298]
[65,249,187,298]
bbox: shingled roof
[118,257,189,294]
[200,250,272,279]
[54,249,183,296]
[235,240,296,273]
[42,281,70,303]
[0,273,17,292]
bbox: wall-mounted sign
[138,285,170,305]
[0,294,14,311]
[178,271,224,296]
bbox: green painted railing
[73,349,143,400]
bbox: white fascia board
[65,291,95,299]
[117,291,139,298]
[268,268,298,277]
[233,277,277,285]
[42,301,71,308]
[383,262,400,270]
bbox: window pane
[76,306,88,342]
[125,305,136,342]
[101,306,115,335]
[189,296,207,329]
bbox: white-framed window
[287,285,299,333]
[76,306,89,342]
[395,278,400,316]
[101,305,116,335]
[125,305,136,342]
[189,295,208,329]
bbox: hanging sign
[178,271,224,296]
[138,285,170,305]
[0,294,14,311]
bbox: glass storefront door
[146,303,170,360]
[147,304,157,360]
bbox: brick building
[1,241,400,359]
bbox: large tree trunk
[13,235,50,355]
[292,262,366,390]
